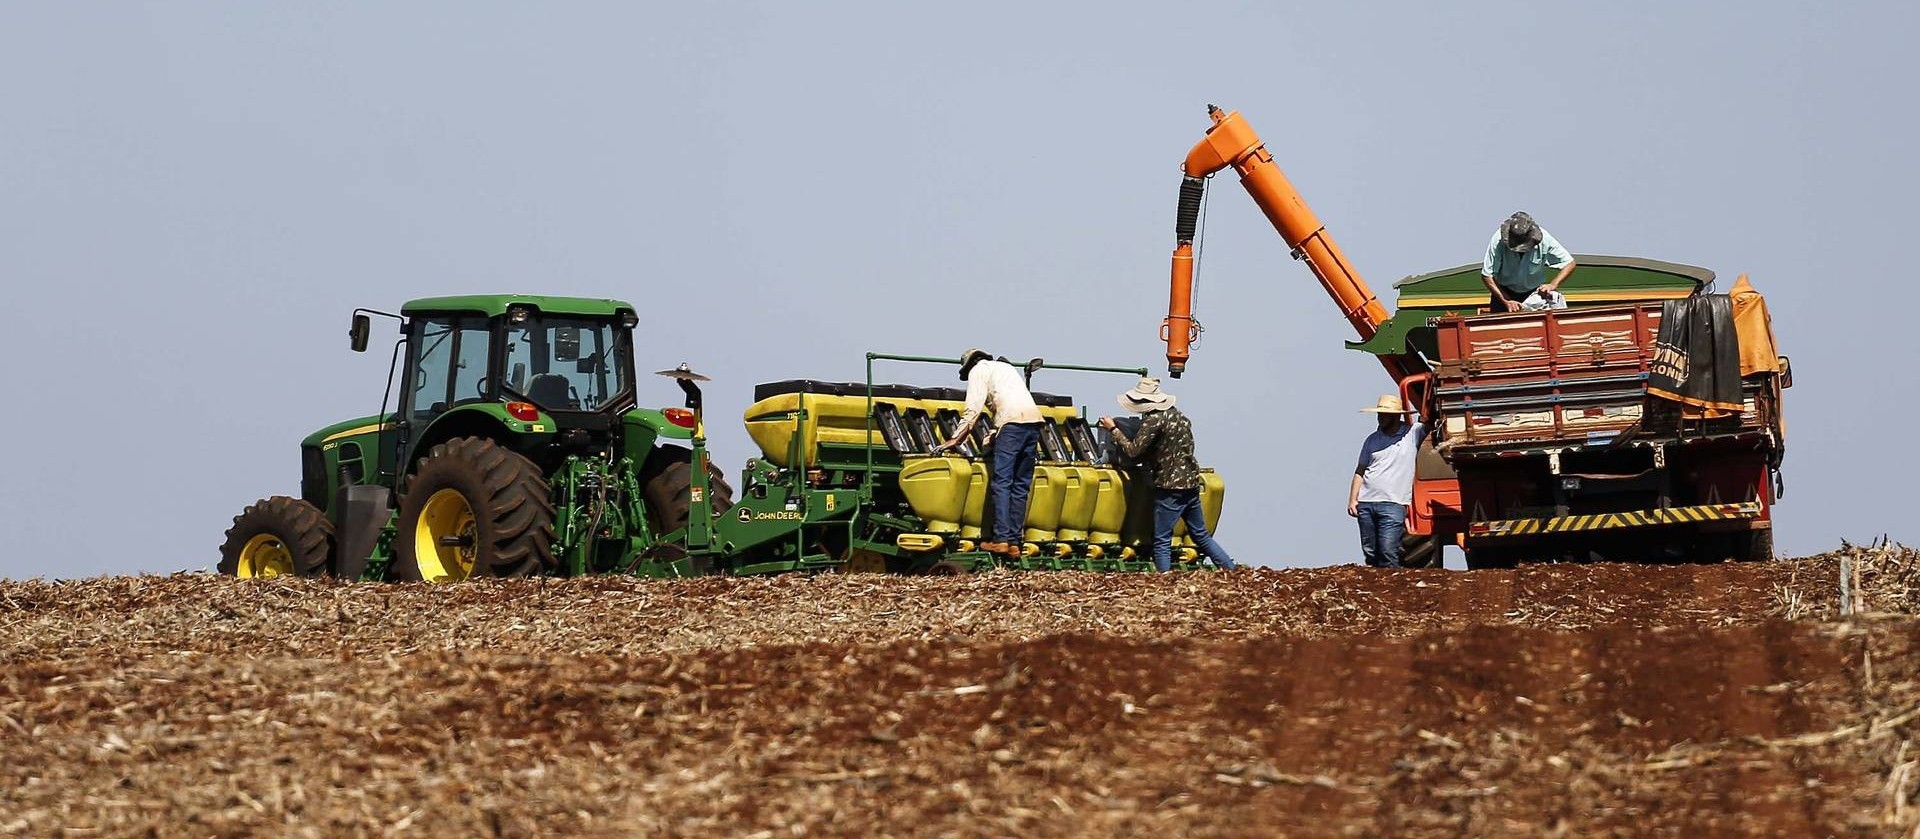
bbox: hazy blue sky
[1,2,1911,577]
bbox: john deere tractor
[219,296,1226,581]
[218,295,742,582]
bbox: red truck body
[1410,302,1785,564]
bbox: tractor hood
[303,415,393,449]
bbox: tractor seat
[526,374,575,409]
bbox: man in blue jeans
[1347,394,1428,568]
[932,348,1045,558]
[1098,377,1236,573]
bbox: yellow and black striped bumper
[1468,502,1764,539]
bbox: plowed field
[3,547,1917,837]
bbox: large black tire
[1463,545,1519,571]
[391,437,555,582]
[1734,528,1775,562]
[1399,534,1442,569]
[638,447,735,536]
[218,496,333,578]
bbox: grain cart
[1157,105,1789,568]
[217,299,1223,580]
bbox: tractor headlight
[508,306,531,324]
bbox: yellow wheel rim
[414,488,478,582]
[237,534,295,578]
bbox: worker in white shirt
[932,348,1044,558]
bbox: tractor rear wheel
[392,437,555,582]
[218,496,333,578]
[639,447,735,536]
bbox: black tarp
[1648,294,1743,416]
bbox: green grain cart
[218,295,1226,581]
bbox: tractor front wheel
[218,496,333,579]
[392,437,555,582]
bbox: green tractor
[219,295,1224,581]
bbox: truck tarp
[1649,294,1743,416]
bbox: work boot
[978,541,1012,557]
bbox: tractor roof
[400,294,637,319]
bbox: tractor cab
[386,296,641,427]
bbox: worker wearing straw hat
[1348,394,1428,568]
[1098,377,1237,573]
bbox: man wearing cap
[1482,211,1576,312]
[1098,378,1237,573]
[1348,395,1428,568]
[932,348,1045,558]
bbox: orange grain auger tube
[1163,105,1413,382]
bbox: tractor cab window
[408,317,493,420]
[503,317,628,412]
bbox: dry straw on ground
[1,548,1915,837]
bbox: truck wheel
[218,496,333,578]
[1735,529,1775,562]
[1463,545,1517,570]
[639,447,736,536]
[392,437,554,582]
[1400,535,1442,569]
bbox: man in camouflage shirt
[1099,377,1237,573]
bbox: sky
[1,2,1912,578]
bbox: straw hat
[1359,394,1405,414]
[1117,376,1177,413]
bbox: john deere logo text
[738,509,803,522]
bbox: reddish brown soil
[2,550,1915,837]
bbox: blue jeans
[1152,488,1236,573]
[990,422,1042,544]
[1356,501,1407,568]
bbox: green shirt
[1483,228,1574,297]
[1111,406,1203,490]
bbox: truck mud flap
[1469,501,1763,540]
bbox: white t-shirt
[1356,420,1428,505]
[958,359,1043,429]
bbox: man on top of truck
[1482,211,1576,312]
[932,348,1045,558]
[1347,395,1428,568]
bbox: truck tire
[392,437,555,582]
[639,447,735,536]
[1400,535,1441,569]
[1735,528,1775,562]
[218,496,333,578]
[1463,545,1518,571]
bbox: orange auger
[1163,105,1415,384]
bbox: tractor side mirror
[349,314,371,353]
[554,326,581,362]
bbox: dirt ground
[2,546,1916,838]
